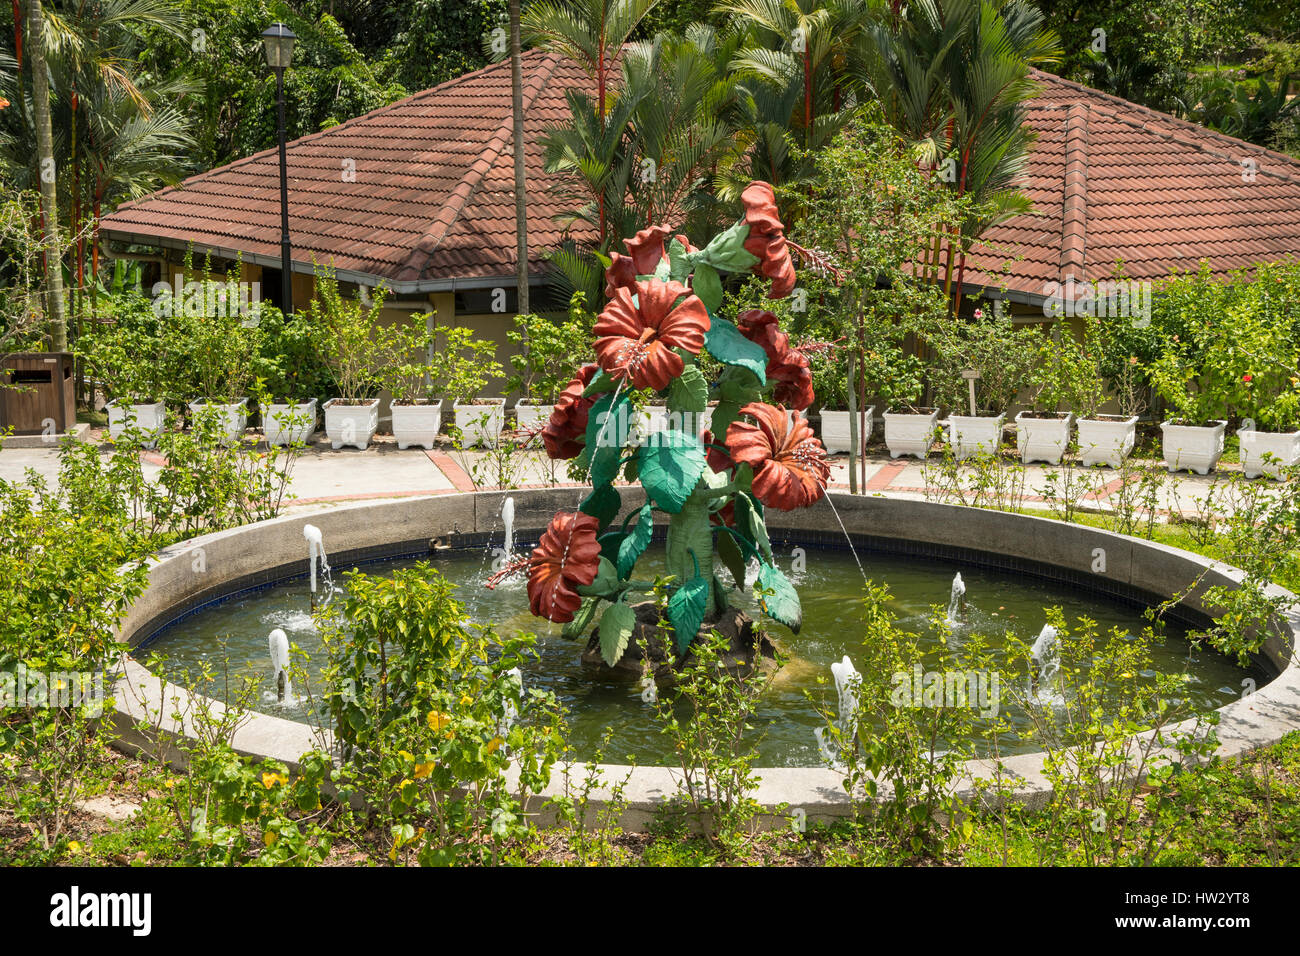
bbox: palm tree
[25,0,64,348]
[857,0,1059,311]
[541,25,745,302]
[523,0,661,244]
[717,0,872,203]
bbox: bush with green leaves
[505,297,593,405]
[816,583,984,857]
[1147,260,1300,430]
[308,267,396,403]
[251,303,333,403]
[1013,608,1223,866]
[78,290,178,403]
[0,447,150,856]
[381,323,502,405]
[318,565,565,865]
[1028,324,1105,417]
[928,307,1039,414]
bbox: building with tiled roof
[965,68,1300,311]
[99,54,1300,385]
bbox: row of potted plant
[86,267,611,452]
[802,288,1300,478]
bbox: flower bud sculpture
[526,183,828,668]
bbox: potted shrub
[931,307,1037,460]
[506,297,592,431]
[175,278,262,446]
[311,268,393,450]
[1227,263,1300,478]
[1014,328,1097,465]
[877,345,936,459]
[809,340,858,454]
[252,303,329,446]
[379,321,441,450]
[445,331,505,448]
[80,291,172,448]
[1074,313,1148,468]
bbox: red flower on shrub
[725,403,829,511]
[541,364,600,459]
[736,309,814,410]
[741,182,796,299]
[1243,373,1254,384]
[527,511,602,623]
[594,279,709,392]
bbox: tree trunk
[846,347,858,494]
[27,0,67,350]
[509,0,529,317]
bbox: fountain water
[268,628,291,702]
[501,497,515,559]
[1029,624,1061,703]
[946,572,966,625]
[815,655,861,764]
[303,524,333,604]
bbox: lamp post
[262,22,297,315]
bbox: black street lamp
[262,22,297,315]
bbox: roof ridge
[1028,68,1300,185]
[111,50,555,215]
[395,51,562,282]
[1059,102,1088,282]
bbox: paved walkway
[1,424,1277,523]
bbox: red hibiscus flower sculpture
[603,252,637,300]
[725,403,830,511]
[541,364,599,459]
[736,309,814,410]
[741,182,796,299]
[594,279,710,392]
[527,511,602,623]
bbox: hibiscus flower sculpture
[527,511,602,623]
[725,403,830,511]
[517,181,834,664]
[736,309,814,411]
[594,279,709,392]
[541,364,600,459]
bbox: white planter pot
[948,413,1006,460]
[1238,427,1300,479]
[453,399,506,447]
[391,401,443,450]
[514,401,555,433]
[677,405,715,439]
[187,398,249,446]
[264,399,318,446]
[1160,420,1227,475]
[1015,411,1074,465]
[323,397,380,450]
[820,407,875,454]
[883,408,940,459]
[106,400,166,449]
[1076,415,1138,468]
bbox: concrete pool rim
[109,489,1300,825]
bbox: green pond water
[137,545,1269,766]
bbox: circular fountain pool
[136,543,1268,766]
[111,491,1298,821]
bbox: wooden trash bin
[0,352,76,435]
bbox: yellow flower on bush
[427,710,450,731]
[486,736,503,755]
[261,771,287,789]
[67,841,82,855]
[459,693,473,708]
[413,761,435,779]
[398,749,415,763]
[263,831,278,846]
